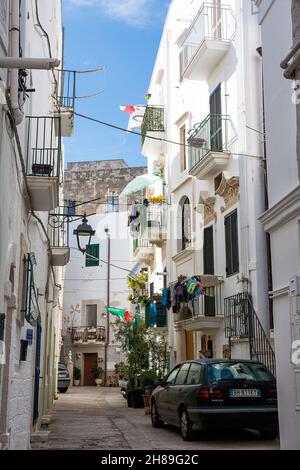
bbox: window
[85,244,99,267]
[175,363,191,385]
[180,125,186,172]
[86,305,97,327]
[182,197,191,251]
[165,367,180,385]
[224,209,239,276]
[65,200,76,215]
[186,363,202,385]
[107,195,119,213]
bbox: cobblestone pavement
[43,387,280,450]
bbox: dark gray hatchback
[151,359,278,441]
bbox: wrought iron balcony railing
[140,203,167,234]
[48,207,70,248]
[180,3,235,80]
[188,114,234,171]
[174,278,223,322]
[141,106,165,145]
[71,326,106,343]
[26,116,62,180]
[57,69,76,110]
[133,237,152,254]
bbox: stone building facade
[64,160,147,215]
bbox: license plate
[230,388,261,397]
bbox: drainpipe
[10,0,24,125]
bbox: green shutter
[85,244,99,267]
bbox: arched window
[182,197,191,250]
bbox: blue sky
[62,0,169,168]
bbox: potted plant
[91,366,103,386]
[139,370,159,413]
[87,335,96,343]
[73,367,81,386]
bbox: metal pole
[104,228,110,386]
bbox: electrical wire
[73,110,264,159]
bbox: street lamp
[73,214,95,254]
[104,228,111,386]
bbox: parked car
[151,359,278,441]
[57,362,70,393]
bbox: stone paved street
[41,387,280,450]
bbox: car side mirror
[153,379,163,387]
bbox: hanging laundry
[150,302,157,327]
[161,287,171,309]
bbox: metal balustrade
[48,207,70,248]
[141,106,165,145]
[26,116,62,179]
[140,203,167,233]
[71,326,106,343]
[188,114,234,171]
[224,292,276,376]
[57,69,76,109]
[180,2,235,80]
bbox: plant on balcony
[152,292,162,301]
[148,195,165,203]
[87,335,96,342]
[138,294,150,307]
[98,335,105,342]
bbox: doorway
[84,353,98,386]
[186,331,195,360]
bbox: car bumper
[188,406,278,430]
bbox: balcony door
[86,304,97,327]
[203,226,216,316]
[209,84,222,152]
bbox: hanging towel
[150,302,157,327]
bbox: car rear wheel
[151,401,164,428]
[180,409,195,441]
[259,428,278,440]
[58,387,68,393]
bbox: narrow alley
[36,387,279,451]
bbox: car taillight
[197,385,223,399]
[266,385,277,399]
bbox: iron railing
[26,116,62,179]
[180,3,235,79]
[71,326,106,343]
[133,237,152,254]
[21,254,41,326]
[145,302,168,328]
[224,292,276,376]
[175,279,223,322]
[140,203,167,234]
[57,69,76,109]
[188,114,234,171]
[141,106,164,145]
[48,207,70,248]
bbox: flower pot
[95,378,103,386]
[74,380,80,386]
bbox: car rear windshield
[208,362,275,383]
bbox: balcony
[145,301,168,330]
[55,69,76,137]
[180,3,235,81]
[48,208,70,266]
[133,237,155,266]
[188,114,234,179]
[140,203,167,246]
[174,275,224,330]
[26,116,62,211]
[141,106,165,156]
[71,326,106,345]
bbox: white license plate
[230,388,261,397]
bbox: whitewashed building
[0,0,67,449]
[138,0,275,379]
[255,0,300,450]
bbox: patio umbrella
[120,173,161,198]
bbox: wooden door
[84,353,98,386]
[186,331,195,360]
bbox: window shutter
[204,226,214,275]
[224,215,232,275]
[231,210,239,273]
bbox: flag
[125,311,131,323]
[120,105,136,114]
[105,306,125,318]
[145,93,152,102]
[120,104,146,131]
